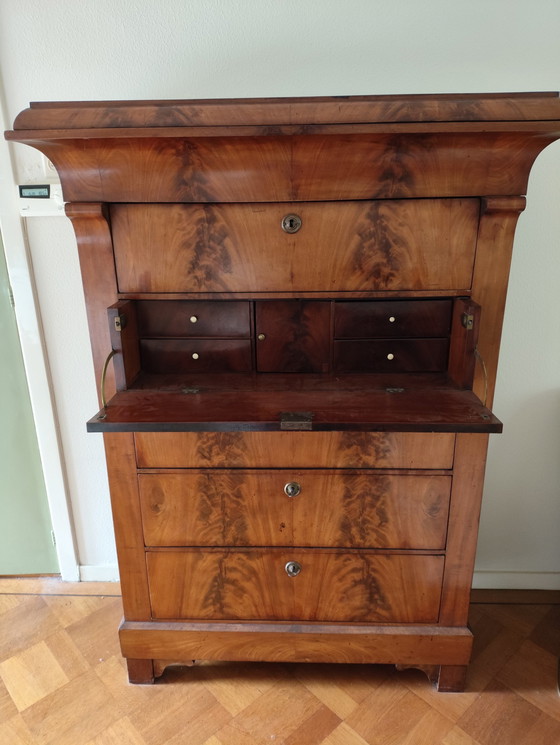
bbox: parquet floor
[0,579,558,745]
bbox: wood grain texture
[134,430,456,469]
[136,299,251,338]
[333,338,449,373]
[119,620,473,666]
[138,470,451,549]
[65,203,118,400]
[110,200,478,293]
[447,298,481,389]
[146,550,444,623]
[139,338,253,373]
[11,92,560,130]
[334,299,452,338]
[102,432,151,621]
[470,197,526,407]
[87,379,501,432]
[256,300,331,372]
[439,433,489,626]
[107,300,140,390]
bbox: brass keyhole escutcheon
[284,481,301,498]
[281,214,302,233]
[285,561,302,577]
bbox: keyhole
[281,214,302,233]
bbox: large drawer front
[111,199,478,293]
[135,431,456,469]
[147,550,444,623]
[139,471,451,549]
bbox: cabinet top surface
[6,92,560,137]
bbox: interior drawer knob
[192,352,200,360]
[387,353,395,360]
[281,214,302,233]
[284,481,301,498]
[389,316,396,323]
[285,561,302,577]
[190,315,198,323]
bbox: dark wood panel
[146,550,444,623]
[139,471,451,549]
[88,376,501,432]
[140,339,252,373]
[333,339,449,373]
[334,300,452,338]
[107,300,140,390]
[12,93,560,131]
[134,431,456,469]
[136,300,251,338]
[256,301,331,372]
[111,200,478,293]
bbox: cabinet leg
[435,665,468,692]
[126,658,155,684]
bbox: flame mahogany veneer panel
[138,470,451,549]
[134,430,456,469]
[110,200,479,293]
[146,550,445,623]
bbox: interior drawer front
[333,339,449,373]
[135,431,456,469]
[139,470,451,549]
[140,339,252,373]
[111,199,478,293]
[136,300,251,338]
[147,550,444,623]
[334,300,453,338]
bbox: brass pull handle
[284,482,301,498]
[285,561,302,577]
[281,214,302,233]
[100,349,117,410]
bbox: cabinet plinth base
[120,620,473,688]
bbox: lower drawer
[139,470,451,549]
[135,431,455,468]
[146,549,444,623]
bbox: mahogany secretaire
[7,93,560,691]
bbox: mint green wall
[0,233,58,574]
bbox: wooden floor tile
[0,581,557,745]
[0,640,69,711]
[457,681,542,745]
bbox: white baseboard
[77,565,560,590]
[472,570,560,591]
[79,564,120,582]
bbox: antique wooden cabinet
[7,93,560,691]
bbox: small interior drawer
[334,300,452,338]
[136,300,251,338]
[334,339,449,373]
[140,339,253,373]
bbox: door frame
[0,99,79,581]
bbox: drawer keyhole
[285,561,302,577]
[281,214,302,233]
[284,481,301,498]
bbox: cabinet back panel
[111,200,478,293]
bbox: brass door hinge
[114,314,127,332]
[461,312,475,330]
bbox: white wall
[0,0,558,586]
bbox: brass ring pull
[100,349,117,409]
